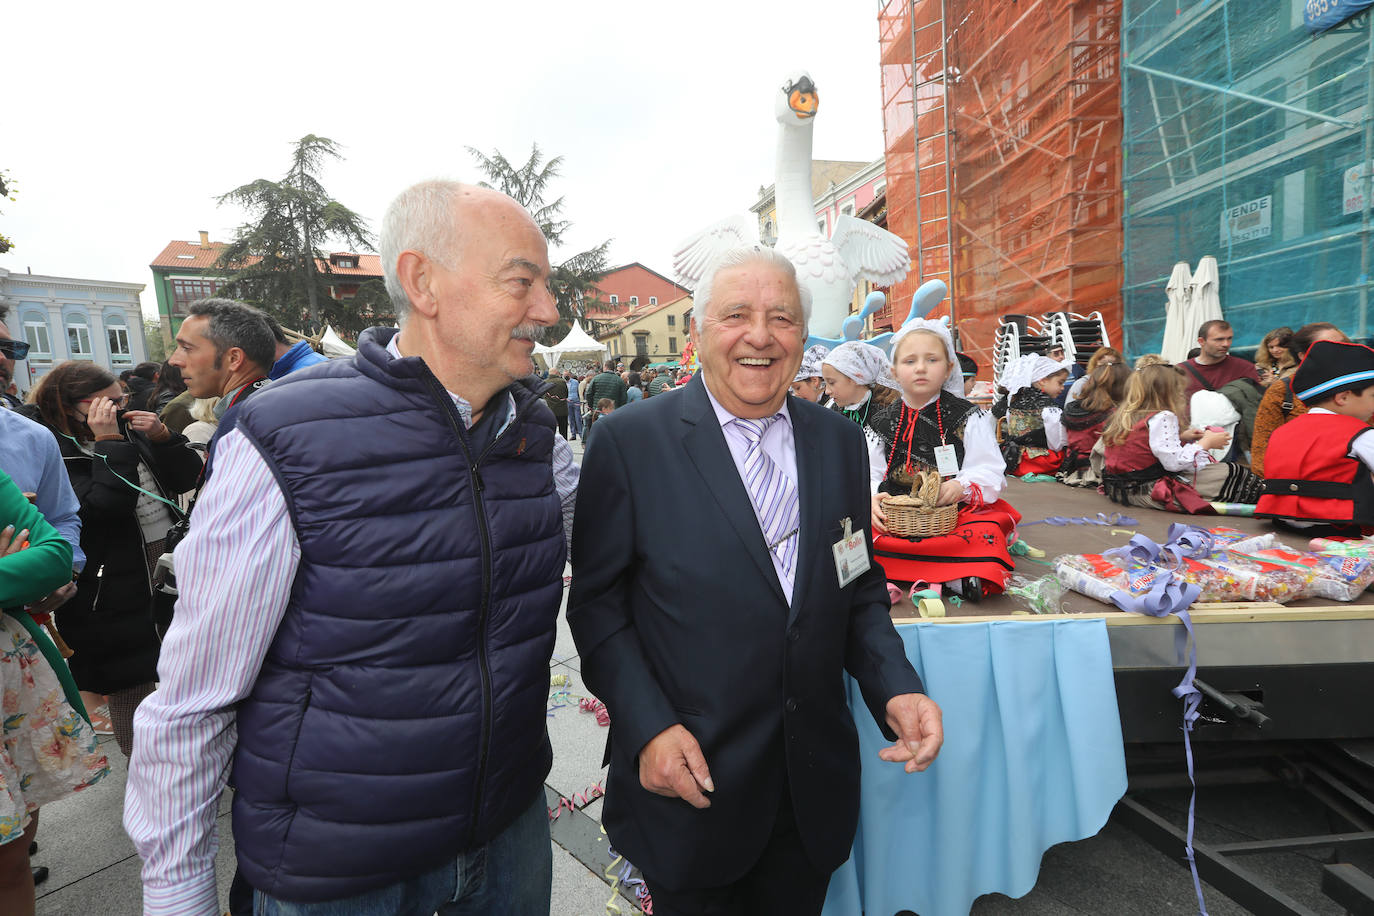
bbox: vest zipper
[420,371,540,847]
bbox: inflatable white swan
[674,71,911,338]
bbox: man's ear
[224,346,247,373]
[396,251,439,320]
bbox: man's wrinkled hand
[31,582,77,614]
[880,693,944,773]
[639,723,714,809]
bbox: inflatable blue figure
[806,278,949,355]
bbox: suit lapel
[679,378,788,606]
[788,398,826,623]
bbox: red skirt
[873,499,1022,592]
[1014,450,1065,476]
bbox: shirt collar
[701,375,793,432]
[384,332,516,432]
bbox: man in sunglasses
[0,316,29,411]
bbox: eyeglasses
[78,393,131,408]
[0,339,30,361]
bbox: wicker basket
[883,469,959,539]
[883,500,959,539]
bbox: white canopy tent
[535,320,606,370]
[319,325,356,358]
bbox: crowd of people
[0,175,1369,916]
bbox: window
[23,320,51,357]
[635,336,649,357]
[841,202,855,217]
[171,278,221,316]
[650,297,657,306]
[667,314,675,327]
[67,321,92,358]
[630,296,639,306]
[669,337,677,353]
[817,219,826,233]
[107,326,132,363]
[609,294,618,304]
[873,181,886,198]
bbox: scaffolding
[878,0,1124,372]
[1121,0,1374,354]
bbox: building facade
[749,158,886,245]
[0,268,147,392]
[583,263,691,324]
[149,232,386,343]
[597,295,694,363]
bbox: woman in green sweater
[0,470,108,916]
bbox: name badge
[833,517,871,587]
[933,444,960,477]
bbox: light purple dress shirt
[701,375,799,603]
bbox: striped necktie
[733,415,800,579]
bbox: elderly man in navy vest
[569,246,943,915]
[126,180,578,916]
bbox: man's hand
[880,693,944,773]
[31,582,77,614]
[122,410,170,442]
[639,723,714,809]
[871,493,889,536]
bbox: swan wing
[830,214,911,287]
[673,214,759,286]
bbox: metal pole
[940,0,955,324]
[911,0,923,286]
[1359,16,1373,341]
[1124,61,1360,130]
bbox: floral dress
[0,470,108,844]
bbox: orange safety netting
[877,0,1124,377]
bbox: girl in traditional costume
[870,321,1019,600]
[1058,362,1129,488]
[1102,364,1264,512]
[993,354,1070,476]
[821,342,903,492]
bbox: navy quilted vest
[228,327,565,902]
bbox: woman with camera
[23,362,202,757]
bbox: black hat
[956,351,978,378]
[1293,340,1374,402]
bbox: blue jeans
[568,406,583,438]
[253,790,551,916]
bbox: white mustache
[511,324,547,344]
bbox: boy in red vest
[1256,339,1374,531]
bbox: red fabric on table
[873,499,1022,593]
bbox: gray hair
[380,180,466,322]
[185,298,275,372]
[691,246,811,335]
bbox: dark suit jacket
[568,375,925,892]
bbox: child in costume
[993,354,1070,476]
[870,320,1018,600]
[1256,340,1374,533]
[1058,361,1129,488]
[821,341,903,492]
[1102,364,1263,513]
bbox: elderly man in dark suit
[568,246,943,916]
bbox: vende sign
[1220,196,1272,246]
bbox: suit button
[785,698,798,712]
[787,626,799,642]
[1289,484,1299,492]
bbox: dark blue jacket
[228,326,565,901]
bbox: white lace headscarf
[794,345,829,382]
[822,341,901,393]
[889,318,964,398]
[999,354,1070,396]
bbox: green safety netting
[1122,0,1373,356]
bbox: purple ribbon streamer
[1022,511,1138,527]
[1104,528,1210,915]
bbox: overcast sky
[3,1,887,320]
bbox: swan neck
[775,122,818,237]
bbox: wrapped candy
[1238,546,1374,602]
[1204,527,1280,554]
[1173,553,1314,604]
[1054,553,1165,602]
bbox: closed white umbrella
[1187,255,1224,339]
[1159,261,1194,363]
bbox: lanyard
[888,399,946,477]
